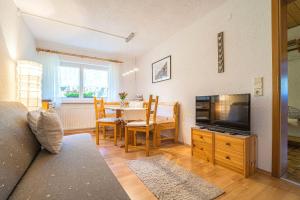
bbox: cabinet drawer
[193,140,212,152]
[215,134,244,154]
[215,149,244,170]
[192,129,212,144]
[193,147,213,163]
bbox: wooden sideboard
[191,127,257,177]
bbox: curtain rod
[36,48,123,64]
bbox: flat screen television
[196,93,251,134]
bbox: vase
[120,100,126,107]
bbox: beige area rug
[127,155,224,200]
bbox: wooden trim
[64,128,95,135]
[36,48,123,64]
[272,0,288,177]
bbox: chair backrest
[94,97,106,120]
[156,102,179,121]
[145,95,159,125]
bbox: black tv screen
[196,94,251,132]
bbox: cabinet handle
[225,156,230,160]
[225,142,231,146]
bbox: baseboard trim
[256,168,272,176]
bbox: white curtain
[37,52,61,107]
[108,63,120,101]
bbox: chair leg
[153,126,157,148]
[114,125,117,146]
[103,126,106,139]
[125,127,128,153]
[175,125,179,144]
[146,128,150,156]
[133,131,137,146]
[96,122,99,145]
[118,124,122,141]
[156,126,161,147]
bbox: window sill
[62,101,94,104]
[61,98,108,104]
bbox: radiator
[56,103,95,130]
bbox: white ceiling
[14,0,224,58]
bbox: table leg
[116,110,121,118]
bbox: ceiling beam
[36,48,123,64]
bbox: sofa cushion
[0,102,40,200]
[9,134,130,200]
[36,111,64,154]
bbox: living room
[1,0,300,199]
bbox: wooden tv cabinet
[191,127,257,177]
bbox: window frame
[59,62,110,103]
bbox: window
[16,60,43,110]
[83,68,108,98]
[58,63,109,100]
[59,66,80,98]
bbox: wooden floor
[91,134,300,200]
[287,119,300,184]
[287,145,300,184]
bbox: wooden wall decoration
[218,32,224,73]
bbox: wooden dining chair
[125,95,159,156]
[94,97,121,146]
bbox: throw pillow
[35,111,64,154]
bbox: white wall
[0,0,37,101]
[125,0,272,171]
[119,57,138,99]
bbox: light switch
[254,77,263,87]
[254,77,263,96]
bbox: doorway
[285,1,300,183]
[272,0,300,184]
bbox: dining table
[104,105,146,120]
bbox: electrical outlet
[254,88,263,96]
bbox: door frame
[272,0,289,177]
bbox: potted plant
[119,92,128,107]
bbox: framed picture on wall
[152,55,171,83]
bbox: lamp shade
[16,60,43,110]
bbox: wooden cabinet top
[191,127,256,140]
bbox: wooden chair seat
[156,118,174,123]
[97,118,120,123]
[126,120,154,127]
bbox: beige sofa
[0,102,130,200]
